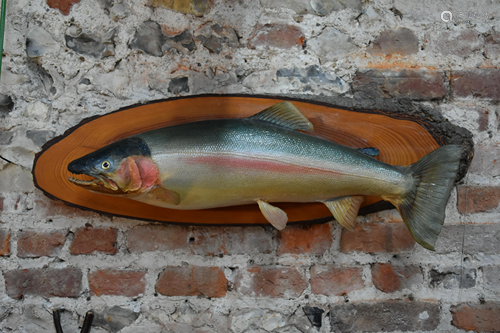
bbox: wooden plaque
[33,95,443,225]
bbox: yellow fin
[257,200,288,230]
[323,196,364,231]
[147,186,181,205]
[249,101,314,132]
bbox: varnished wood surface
[33,96,440,225]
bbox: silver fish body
[68,102,462,250]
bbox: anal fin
[147,186,181,205]
[323,196,364,231]
[257,200,288,230]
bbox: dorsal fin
[249,101,314,132]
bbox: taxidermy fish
[68,102,462,250]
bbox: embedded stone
[194,24,239,54]
[308,27,358,62]
[130,20,164,56]
[276,65,350,94]
[0,164,35,193]
[26,130,54,147]
[65,26,115,59]
[0,131,13,145]
[150,0,214,17]
[0,94,13,117]
[110,2,131,21]
[93,306,139,333]
[303,306,324,328]
[168,77,189,94]
[163,29,196,55]
[26,27,59,58]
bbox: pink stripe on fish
[184,155,342,177]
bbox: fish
[68,101,463,250]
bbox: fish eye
[101,161,111,170]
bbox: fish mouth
[68,174,120,193]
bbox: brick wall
[0,0,499,332]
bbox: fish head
[68,137,159,195]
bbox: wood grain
[33,96,440,225]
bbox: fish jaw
[69,155,160,194]
[68,174,121,194]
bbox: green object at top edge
[0,0,6,80]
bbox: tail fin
[397,145,463,251]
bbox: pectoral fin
[147,186,181,205]
[323,196,364,231]
[257,200,288,230]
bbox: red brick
[278,224,332,255]
[189,226,226,256]
[17,230,66,258]
[224,227,273,255]
[156,266,227,298]
[126,225,189,253]
[457,186,500,214]
[452,69,500,100]
[235,266,307,298]
[70,227,117,255]
[311,266,363,296]
[89,270,146,297]
[5,267,82,298]
[353,69,447,100]
[371,263,422,293]
[46,0,80,15]
[427,29,483,57]
[340,222,415,253]
[35,199,84,218]
[368,28,418,55]
[469,144,500,177]
[190,226,273,256]
[248,24,305,49]
[451,303,500,332]
[331,301,440,331]
[0,229,10,256]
